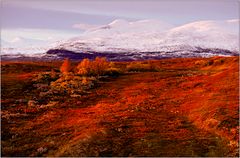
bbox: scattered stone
[117,128,123,132]
[2,112,28,119]
[70,94,82,98]
[33,83,49,88]
[16,99,28,103]
[28,100,37,107]
[37,147,48,154]
[12,134,18,139]
[39,101,58,108]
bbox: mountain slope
[164,20,239,51]
[2,19,239,60]
[50,19,239,60]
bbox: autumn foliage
[53,57,119,96]
[1,56,239,157]
[76,57,109,76]
[60,58,71,74]
[77,58,91,76]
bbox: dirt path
[2,72,231,156]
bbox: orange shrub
[76,57,109,76]
[50,75,96,95]
[76,58,91,76]
[60,58,71,74]
[92,57,109,76]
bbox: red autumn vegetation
[60,58,71,74]
[76,57,109,76]
[1,56,239,157]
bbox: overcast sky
[1,0,239,42]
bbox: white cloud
[72,23,99,30]
[2,28,81,42]
[227,19,239,23]
[1,28,83,49]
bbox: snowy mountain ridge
[55,19,239,54]
[1,19,239,60]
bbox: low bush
[92,57,109,76]
[205,60,214,66]
[76,58,92,76]
[194,60,206,66]
[32,71,59,83]
[212,58,225,66]
[76,57,109,76]
[126,62,156,72]
[60,58,71,74]
[104,67,123,77]
[195,58,225,67]
[50,75,97,95]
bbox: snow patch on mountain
[55,19,239,55]
[84,19,174,37]
[1,19,239,59]
[163,20,239,51]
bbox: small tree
[60,58,71,74]
[76,57,109,76]
[92,57,109,76]
[76,58,91,76]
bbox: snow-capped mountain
[85,19,174,35]
[164,20,239,51]
[1,19,239,61]
[55,19,175,53]
[52,19,239,60]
